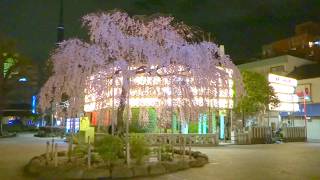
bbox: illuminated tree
[39,10,244,135]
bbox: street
[0,133,320,180]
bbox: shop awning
[280,103,320,117]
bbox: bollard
[51,138,54,160]
[183,135,186,159]
[158,135,162,161]
[68,135,73,162]
[87,136,91,169]
[189,136,192,159]
[46,141,50,165]
[179,136,182,154]
[54,143,58,167]
[171,136,175,159]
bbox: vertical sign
[219,111,225,139]
[31,95,36,114]
[202,114,207,134]
[198,114,203,134]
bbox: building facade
[281,77,320,142]
[238,56,320,142]
[262,21,320,62]
[238,55,315,76]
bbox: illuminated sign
[270,83,295,94]
[268,73,297,87]
[66,118,80,133]
[31,95,36,114]
[269,103,299,112]
[80,117,90,131]
[296,84,311,102]
[275,93,299,103]
[268,74,299,112]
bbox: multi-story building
[238,55,315,76]
[3,61,39,118]
[262,21,320,62]
[238,48,320,142]
[281,66,320,142]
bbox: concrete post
[51,138,54,160]
[87,136,91,169]
[189,136,192,159]
[46,141,50,166]
[68,135,73,162]
[183,135,186,159]
[54,143,58,167]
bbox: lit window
[309,42,314,47]
[18,77,28,82]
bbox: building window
[270,65,285,73]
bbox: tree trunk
[242,111,245,128]
[116,77,129,136]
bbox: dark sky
[1,0,319,64]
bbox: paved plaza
[0,133,320,180]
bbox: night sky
[1,0,319,64]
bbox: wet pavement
[0,133,320,180]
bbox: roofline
[238,55,314,69]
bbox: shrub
[129,121,147,133]
[73,142,89,157]
[95,135,124,166]
[130,135,150,164]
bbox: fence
[250,127,272,144]
[140,133,219,146]
[95,133,219,146]
[233,132,250,145]
[282,127,306,142]
[232,127,272,145]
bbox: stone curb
[25,150,209,179]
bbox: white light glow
[275,93,299,103]
[270,83,295,94]
[269,103,299,112]
[268,73,297,87]
[268,74,298,112]
[84,66,234,112]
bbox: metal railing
[95,133,219,146]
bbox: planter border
[24,150,209,179]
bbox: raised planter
[25,150,209,179]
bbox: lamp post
[303,92,307,141]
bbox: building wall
[307,118,320,142]
[294,77,320,142]
[262,22,320,61]
[238,55,315,76]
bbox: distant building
[238,55,320,142]
[238,55,315,76]
[3,62,39,117]
[262,22,320,62]
[284,70,320,142]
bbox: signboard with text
[296,84,311,102]
[268,74,299,112]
